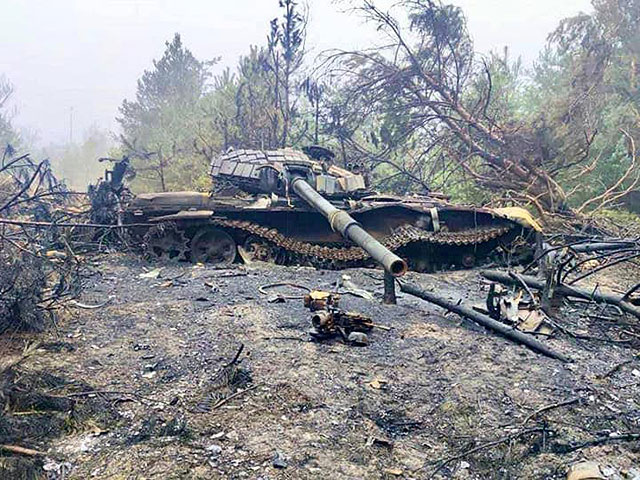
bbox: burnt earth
[1,253,639,479]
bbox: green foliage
[323,0,639,215]
[117,1,309,193]
[528,0,640,212]
[105,0,638,217]
[118,33,209,142]
[196,0,309,159]
[266,0,307,146]
[597,207,640,224]
[200,47,282,150]
[117,33,213,192]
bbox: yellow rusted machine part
[492,207,543,232]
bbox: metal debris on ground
[303,290,374,345]
[482,283,554,335]
[482,270,640,320]
[303,290,339,311]
[399,281,571,362]
[258,282,311,300]
[335,274,374,300]
[266,294,287,303]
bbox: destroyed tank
[123,146,539,272]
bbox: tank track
[209,217,513,269]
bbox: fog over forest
[2,0,592,188]
[4,1,590,146]
[3,0,639,220]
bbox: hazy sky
[1,0,593,146]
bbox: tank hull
[125,192,534,271]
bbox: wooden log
[481,270,640,320]
[0,445,46,456]
[398,281,570,362]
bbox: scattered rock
[383,468,403,476]
[272,450,288,469]
[347,331,369,345]
[139,268,163,279]
[143,363,158,372]
[367,436,394,449]
[368,378,387,390]
[43,458,73,477]
[206,444,222,456]
[567,461,605,480]
[267,294,286,303]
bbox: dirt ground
[2,253,640,479]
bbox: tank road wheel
[190,228,237,266]
[143,223,189,262]
[240,236,278,264]
[461,252,476,268]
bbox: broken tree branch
[577,129,640,214]
[509,271,539,308]
[0,218,152,229]
[568,252,640,285]
[0,161,44,213]
[426,427,546,478]
[571,241,639,253]
[210,384,258,411]
[552,432,640,453]
[0,444,46,457]
[521,397,580,426]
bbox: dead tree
[328,1,606,214]
[264,0,307,147]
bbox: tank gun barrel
[290,177,408,277]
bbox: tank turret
[211,147,407,276]
[210,148,366,197]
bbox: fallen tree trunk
[481,270,640,320]
[398,281,570,362]
[571,241,639,253]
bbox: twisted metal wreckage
[2,147,640,480]
[91,145,540,272]
[1,146,639,358]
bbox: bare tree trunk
[158,152,167,192]
[314,101,320,144]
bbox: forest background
[2,0,639,221]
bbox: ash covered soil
[5,254,640,479]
